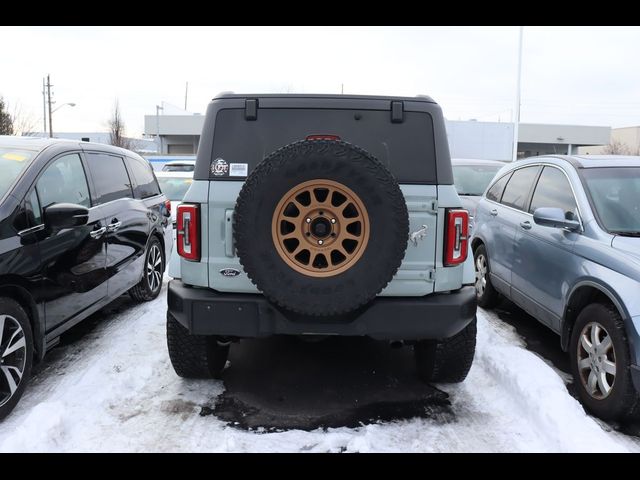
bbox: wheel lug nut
[331,218,336,224]
[306,232,311,237]
[318,240,323,245]
[306,218,311,223]
[319,211,323,215]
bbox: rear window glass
[210,108,437,184]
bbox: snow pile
[0,278,638,452]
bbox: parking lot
[0,276,638,452]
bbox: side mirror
[533,207,581,232]
[43,203,89,230]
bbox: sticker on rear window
[229,163,248,177]
[211,158,229,176]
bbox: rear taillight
[164,200,171,217]
[444,209,469,266]
[306,134,341,141]
[177,204,200,262]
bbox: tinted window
[501,166,540,211]
[37,153,91,208]
[529,167,578,219]
[86,153,133,204]
[486,173,512,202]
[211,108,437,184]
[126,156,160,199]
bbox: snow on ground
[1,278,640,452]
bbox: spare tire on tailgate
[234,139,409,316]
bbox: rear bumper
[167,280,477,340]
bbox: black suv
[0,137,172,419]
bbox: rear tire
[129,237,164,302]
[473,244,499,309]
[414,318,477,383]
[166,313,229,379]
[0,297,34,421]
[569,303,640,421]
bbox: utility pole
[512,27,524,162]
[184,82,188,111]
[46,74,53,138]
[341,83,344,94]
[42,77,47,135]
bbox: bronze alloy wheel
[272,179,370,277]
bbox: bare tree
[10,103,36,136]
[0,96,13,135]
[602,138,631,155]
[108,100,133,150]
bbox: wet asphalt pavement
[210,336,452,431]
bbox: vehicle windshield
[582,167,640,235]
[452,164,503,196]
[0,148,36,199]
[162,164,194,172]
[157,176,193,201]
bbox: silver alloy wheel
[577,321,617,399]
[0,315,27,408]
[475,254,488,297]
[147,244,163,292]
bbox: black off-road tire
[569,303,640,421]
[414,318,477,383]
[129,237,164,302]
[0,297,34,421]
[473,244,500,309]
[166,313,229,379]
[234,139,409,316]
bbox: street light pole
[512,26,524,162]
[42,77,47,136]
[47,74,53,138]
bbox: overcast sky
[2,26,640,137]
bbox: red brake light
[177,204,200,261]
[306,134,341,141]
[164,200,171,216]
[444,209,469,266]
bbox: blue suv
[472,155,640,420]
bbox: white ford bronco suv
[167,93,477,384]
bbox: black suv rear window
[210,108,437,184]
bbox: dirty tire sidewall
[234,140,409,316]
[0,297,34,421]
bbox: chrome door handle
[107,221,122,232]
[490,209,498,216]
[520,221,532,230]
[90,226,107,239]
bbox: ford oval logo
[219,268,241,277]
